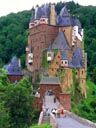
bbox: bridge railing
[38,111,44,125]
[50,113,58,128]
[65,110,96,128]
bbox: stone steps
[42,115,50,124]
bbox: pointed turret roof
[36,4,50,19]
[47,43,52,51]
[71,46,84,68]
[73,18,81,29]
[3,56,23,75]
[61,50,68,60]
[36,7,42,19]
[60,6,70,17]
[30,45,33,53]
[73,18,82,34]
[30,9,35,22]
[56,6,74,26]
[52,31,70,50]
[41,4,50,18]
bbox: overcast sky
[0,0,96,17]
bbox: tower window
[52,69,54,71]
[65,61,67,64]
[48,53,51,57]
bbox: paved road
[44,95,93,128]
[56,117,92,128]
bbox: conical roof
[30,9,35,22]
[30,45,33,53]
[61,50,68,60]
[56,6,74,26]
[60,6,70,17]
[3,56,23,75]
[52,31,70,50]
[73,18,82,34]
[47,43,52,51]
[71,46,84,68]
[36,7,42,19]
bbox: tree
[4,78,39,128]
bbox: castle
[26,3,87,98]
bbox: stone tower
[50,4,56,25]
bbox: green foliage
[0,76,40,128]
[71,80,96,122]
[42,51,50,68]
[55,67,66,83]
[0,68,10,86]
[0,10,31,67]
[31,123,52,128]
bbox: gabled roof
[3,56,23,75]
[71,46,84,68]
[52,31,70,50]
[40,76,60,85]
[61,50,68,60]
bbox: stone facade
[40,84,61,100]
[59,93,71,110]
[26,3,87,101]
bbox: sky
[0,0,96,17]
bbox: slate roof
[30,45,33,53]
[73,18,82,34]
[73,18,81,29]
[36,7,42,19]
[71,46,84,68]
[3,56,23,75]
[40,76,60,85]
[47,43,52,51]
[61,50,75,68]
[36,4,50,20]
[56,6,74,26]
[30,9,35,22]
[60,6,70,17]
[52,31,70,50]
[61,50,68,60]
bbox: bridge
[38,95,96,128]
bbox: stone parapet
[65,110,96,128]
[38,111,44,125]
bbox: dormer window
[61,60,68,67]
[47,51,54,62]
[39,17,48,24]
[48,53,51,57]
[28,53,33,65]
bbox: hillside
[71,80,96,122]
